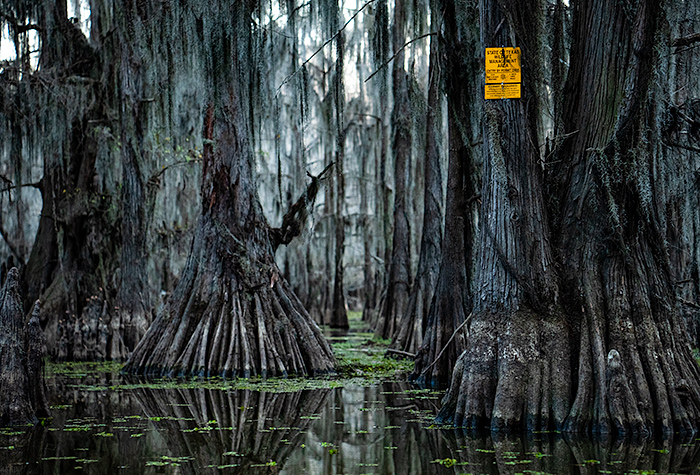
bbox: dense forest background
[4,0,700,433]
[0,0,442,361]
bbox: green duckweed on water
[3,311,698,474]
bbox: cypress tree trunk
[375,0,413,340]
[124,30,335,376]
[556,0,700,435]
[390,19,443,355]
[438,0,700,435]
[411,0,478,387]
[23,0,120,361]
[114,13,151,357]
[0,268,50,425]
[437,0,571,430]
[331,20,349,329]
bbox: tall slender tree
[375,0,413,340]
[390,5,444,356]
[411,0,479,387]
[331,1,349,329]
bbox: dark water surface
[2,367,700,474]
[3,318,700,475]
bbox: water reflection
[133,386,330,473]
[2,370,700,474]
[438,430,700,475]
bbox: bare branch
[679,296,700,310]
[0,181,42,194]
[146,158,201,188]
[0,12,42,34]
[365,32,436,83]
[276,0,377,94]
[673,33,700,48]
[270,162,334,250]
[418,313,473,375]
[385,348,415,359]
[0,222,24,266]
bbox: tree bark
[22,0,126,361]
[390,8,444,356]
[437,0,571,430]
[555,0,700,436]
[438,0,700,436]
[411,0,478,387]
[0,268,50,425]
[331,23,349,329]
[375,0,412,340]
[124,26,335,377]
[113,14,151,359]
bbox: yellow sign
[485,47,521,84]
[485,83,521,100]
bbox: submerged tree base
[124,251,335,378]
[0,268,51,426]
[436,309,570,432]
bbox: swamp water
[2,321,700,474]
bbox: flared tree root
[562,261,700,436]
[124,240,335,379]
[437,309,571,432]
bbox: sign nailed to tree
[485,47,521,99]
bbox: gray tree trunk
[438,0,569,430]
[390,18,443,355]
[375,0,413,340]
[124,6,335,377]
[411,0,478,387]
[0,268,50,425]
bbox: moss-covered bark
[123,10,335,376]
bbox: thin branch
[147,158,201,188]
[311,160,335,181]
[276,0,376,94]
[675,279,695,285]
[355,113,382,122]
[0,12,42,34]
[676,107,700,129]
[0,181,42,194]
[679,296,700,310]
[466,193,482,206]
[673,32,700,48]
[662,137,700,154]
[288,1,311,20]
[386,348,415,359]
[365,32,436,83]
[0,222,24,266]
[419,313,473,375]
